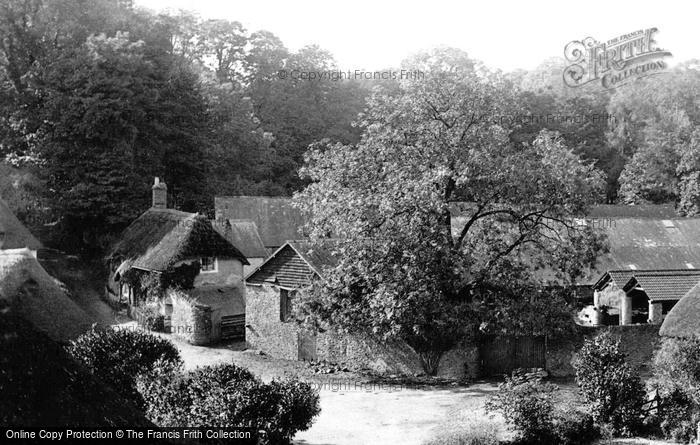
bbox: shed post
[648,301,663,324]
[620,293,633,325]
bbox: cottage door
[297,330,317,361]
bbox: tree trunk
[418,350,443,376]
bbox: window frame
[199,256,218,273]
[279,288,296,322]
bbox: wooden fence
[479,335,547,376]
[220,314,245,340]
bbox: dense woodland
[0,0,699,252]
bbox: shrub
[136,303,165,332]
[573,331,645,436]
[649,389,700,443]
[652,337,700,403]
[422,419,500,445]
[552,409,599,445]
[67,326,182,407]
[485,374,558,443]
[136,363,321,444]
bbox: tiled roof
[245,240,339,288]
[624,270,700,302]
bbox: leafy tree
[294,48,606,373]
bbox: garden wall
[170,293,212,345]
[546,324,660,377]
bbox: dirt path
[39,250,120,325]
[294,385,503,445]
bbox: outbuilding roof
[212,219,268,259]
[622,270,700,302]
[214,196,306,249]
[245,240,339,289]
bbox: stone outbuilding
[245,240,477,377]
[592,269,700,326]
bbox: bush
[650,389,700,443]
[67,326,182,407]
[485,373,558,443]
[422,419,500,445]
[136,363,321,444]
[136,304,165,332]
[552,409,599,445]
[652,337,700,403]
[573,331,645,436]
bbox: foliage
[421,419,500,445]
[136,304,165,332]
[67,326,182,408]
[611,68,700,210]
[136,363,321,444]
[573,331,645,436]
[649,337,700,442]
[485,374,559,443]
[294,48,606,373]
[552,409,599,445]
[651,337,700,404]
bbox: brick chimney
[152,177,167,209]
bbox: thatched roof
[214,196,306,249]
[107,208,248,272]
[0,313,153,427]
[0,248,91,342]
[660,284,700,338]
[0,196,42,250]
[212,219,268,259]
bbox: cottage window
[280,289,295,322]
[200,256,217,273]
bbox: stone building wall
[246,284,479,378]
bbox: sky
[136,0,698,72]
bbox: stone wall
[546,324,660,377]
[246,284,478,378]
[170,292,212,345]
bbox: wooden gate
[479,336,547,376]
[297,331,317,361]
[220,314,246,340]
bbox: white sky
[136,0,698,72]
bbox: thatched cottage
[0,248,91,342]
[106,178,249,344]
[0,196,42,256]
